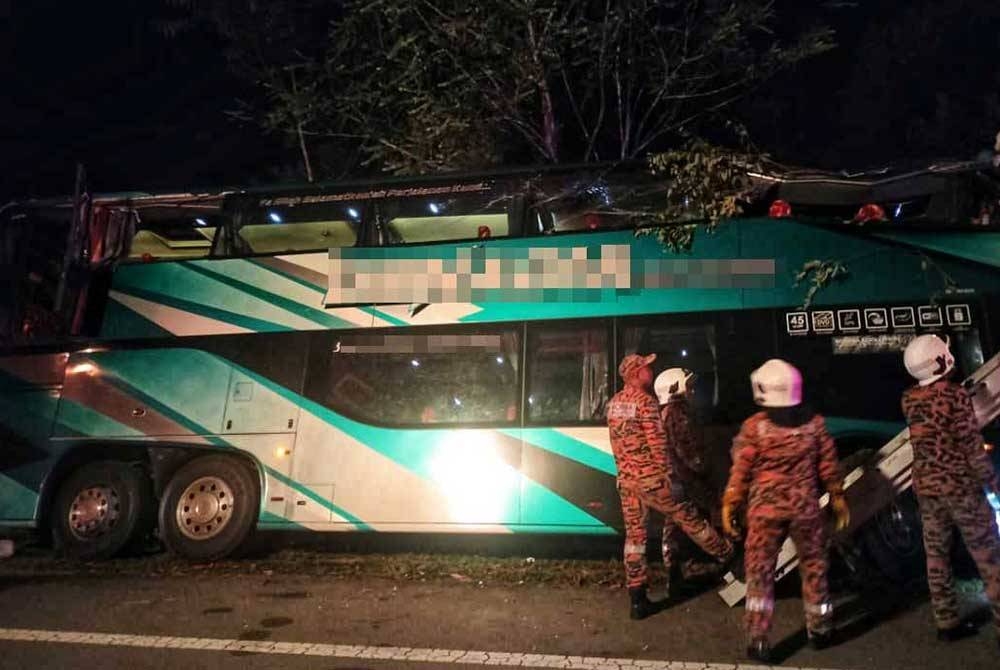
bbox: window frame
[303,322,525,430]
[523,317,614,427]
[614,313,724,416]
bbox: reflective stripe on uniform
[624,543,645,555]
[746,596,774,613]
[804,601,833,616]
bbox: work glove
[721,487,743,540]
[828,485,850,533]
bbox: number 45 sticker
[786,312,809,335]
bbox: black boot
[629,586,654,620]
[936,621,978,642]
[722,546,745,581]
[808,629,834,650]
[746,637,771,663]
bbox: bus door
[212,333,308,525]
[520,320,620,531]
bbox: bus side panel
[55,348,232,439]
[292,409,523,531]
[0,353,68,523]
[101,221,1000,341]
[518,426,621,532]
[52,337,312,527]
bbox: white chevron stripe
[274,251,329,276]
[109,291,251,336]
[552,426,614,455]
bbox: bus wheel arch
[835,438,925,586]
[859,489,925,585]
[50,459,155,561]
[157,453,261,562]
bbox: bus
[1,160,998,571]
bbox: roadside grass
[0,542,651,588]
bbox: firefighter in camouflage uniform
[654,368,720,585]
[901,334,1000,649]
[723,359,849,663]
[607,353,734,620]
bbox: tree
[637,127,766,251]
[333,0,834,173]
[162,0,833,177]
[158,1,849,306]
[158,1,350,181]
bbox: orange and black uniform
[902,379,1000,635]
[659,398,716,568]
[727,410,839,641]
[607,386,732,589]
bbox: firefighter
[607,353,734,620]
[654,368,718,586]
[901,334,1000,647]
[722,359,849,662]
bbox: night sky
[2,0,999,201]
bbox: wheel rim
[874,501,919,556]
[175,476,235,541]
[68,486,121,540]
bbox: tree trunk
[540,79,558,162]
[297,120,314,183]
[528,17,558,162]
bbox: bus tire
[52,460,153,561]
[860,490,926,585]
[158,455,258,562]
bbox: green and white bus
[1,161,998,567]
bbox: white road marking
[0,627,850,670]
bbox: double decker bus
[1,160,998,574]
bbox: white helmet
[750,359,802,408]
[903,334,955,386]
[654,368,695,405]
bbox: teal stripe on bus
[180,262,355,329]
[66,357,367,530]
[100,298,174,340]
[246,258,327,293]
[263,466,372,531]
[113,286,292,332]
[55,398,146,439]
[227,360,611,531]
[824,416,905,440]
[361,306,410,326]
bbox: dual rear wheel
[51,454,259,562]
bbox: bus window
[304,329,521,426]
[380,194,511,244]
[533,173,664,234]
[234,200,360,255]
[127,208,219,261]
[618,321,719,417]
[526,324,610,423]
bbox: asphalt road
[0,552,998,670]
